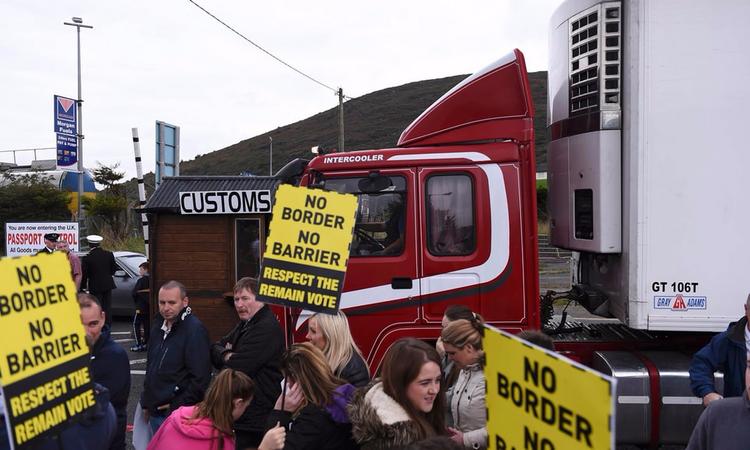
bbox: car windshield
[118,254,147,274]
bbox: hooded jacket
[90,326,131,450]
[689,316,748,398]
[348,381,424,450]
[446,363,487,449]
[141,307,212,413]
[147,405,234,450]
[265,384,359,450]
[211,305,284,434]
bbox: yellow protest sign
[485,326,615,450]
[0,253,95,448]
[258,184,358,314]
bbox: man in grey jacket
[686,355,750,450]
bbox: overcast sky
[1,0,564,179]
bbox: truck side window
[324,176,407,257]
[426,174,475,256]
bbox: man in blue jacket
[78,293,130,450]
[689,293,750,406]
[141,280,211,433]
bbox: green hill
[128,71,548,199]
[179,71,548,177]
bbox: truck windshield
[324,176,406,257]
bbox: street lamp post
[63,17,92,232]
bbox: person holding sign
[306,311,370,387]
[142,281,212,434]
[266,342,359,450]
[441,316,487,449]
[349,338,447,449]
[211,277,284,450]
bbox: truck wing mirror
[358,172,392,193]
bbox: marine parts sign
[0,253,95,449]
[485,326,615,450]
[258,184,357,314]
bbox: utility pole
[269,136,273,176]
[64,17,93,231]
[338,88,345,152]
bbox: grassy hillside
[127,71,548,199]
[179,71,548,176]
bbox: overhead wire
[186,0,342,96]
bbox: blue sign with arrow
[54,95,77,136]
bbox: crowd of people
[1,233,748,449]
[132,277,493,450]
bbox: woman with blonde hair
[148,369,285,450]
[349,338,447,449]
[306,311,370,387]
[441,315,487,449]
[267,342,358,449]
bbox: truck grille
[569,2,621,116]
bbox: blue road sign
[56,133,78,167]
[54,95,77,136]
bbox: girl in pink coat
[148,369,285,450]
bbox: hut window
[236,218,262,280]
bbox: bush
[0,173,72,253]
[537,184,549,222]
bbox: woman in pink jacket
[148,369,285,450]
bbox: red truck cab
[288,49,539,370]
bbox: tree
[0,172,71,253]
[83,163,130,242]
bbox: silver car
[77,250,148,317]
[111,251,148,317]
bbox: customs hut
[142,175,283,340]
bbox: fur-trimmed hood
[348,380,423,450]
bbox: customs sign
[485,326,615,450]
[257,185,357,314]
[0,253,95,448]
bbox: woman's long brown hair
[282,342,345,409]
[380,338,446,439]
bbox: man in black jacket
[211,277,284,449]
[141,280,211,434]
[37,233,58,254]
[78,293,130,450]
[81,235,118,326]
